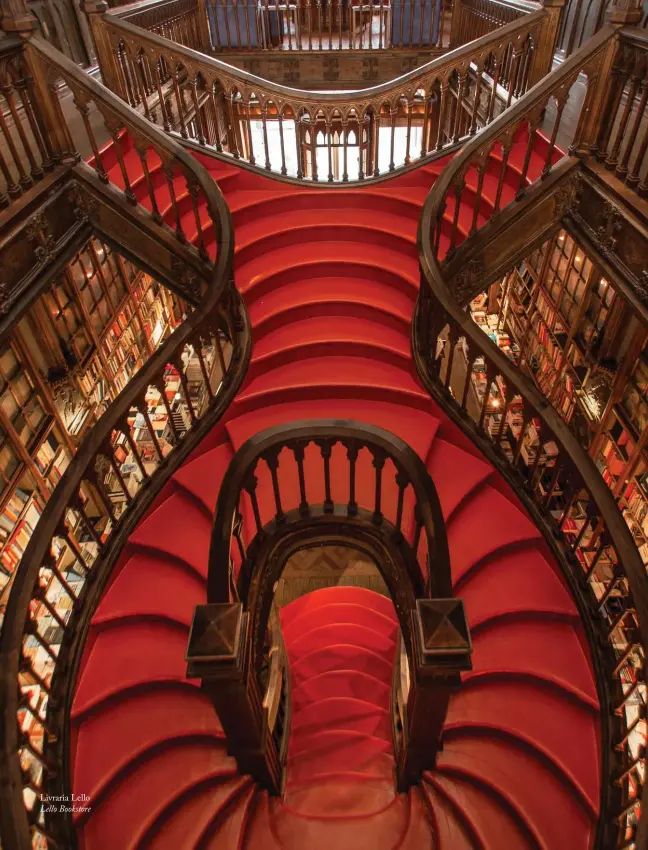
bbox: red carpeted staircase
[69,136,600,849]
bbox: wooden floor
[275,543,390,606]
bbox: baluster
[164,165,187,242]
[257,106,269,169]
[156,377,182,444]
[389,105,397,171]
[328,0,333,49]
[477,365,496,431]
[493,141,512,213]
[191,79,208,145]
[435,82,449,151]
[447,178,464,256]
[233,0,243,45]
[420,92,431,157]
[617,77,648,181]
[172,68,187,139]
[460,344,477,410]
[0,93,31,190]
[317,0,323,49]
[378,0,384,49]
[307,0,313,48]
[469,69,483,136]
[244,99,256,165]
[291,442,309,516]
[15,77,53,172]
[174,355,198,424]
[374,110,381,175]
[221,0,233,47]
[542,97,567,177]
[311,120,318,180]
[394,470,408,537]
[342,120,349,181]
[2,80,43,183]
[405,100,413,164]
[442,322,459,389]
[317,438,334,512]
[264,449,284,522]
[327,119,334,181]
[469,163,486,235]
[433,197,446,256]
[244,0,253,47]
[214,329,228,378]
[346,442,359,516]
[486,56,502,124]
[245,474,264,534]
[338,0,343,49]
[606,74,641,173]
[516,119,541,197]
[155,61,172,132]
[372,449,386,524]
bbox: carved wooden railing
[186,419,472,793]
[449,0,532,45]
[92,2,559,182]
[593,27,648,199]
[416,22,648,850]
[0,35,251,850]
[0,36,64,212]
[200,0,451,51]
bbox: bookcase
[0,237,188,620]
[469,226,648,573]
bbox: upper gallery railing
[87,0,560,182]
[0,35,250,850]
[417,23,648,850]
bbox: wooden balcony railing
[0,35,250,850]
[0,37,63,212]
[416,22,648,850]
[90,1,559,181]
[187,419,471,793]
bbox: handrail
[419,23,618,265]
[0,35,250,850]
[198,418,469,793]
[207,418,451,603]
[93,2,554,181]
[416,22,648,850]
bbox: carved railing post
[528,0,567,87]
[448,0,463,47]
[395,598,472,791]
[186,602,282,793]
[83,0,124,95]
[608,0,643,24]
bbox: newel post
[448,0,463,48]
[396,599,472,790]
[529,0,567,87]
[82,0,122,95]
[186,603,282,792]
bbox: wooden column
[186,603,283,793]
[528,0,568,88]
[82,0,124,96]
[395,598,472,790]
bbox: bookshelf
[0,238,187,620]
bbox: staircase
[65,134,602,850]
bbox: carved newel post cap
[81,0,109,14]
[608,0,643,23]
[186,603,244,679]
[415,598,473,673]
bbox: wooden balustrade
[593,28,648,199]
[450,0,532,45]
[202,0,450,51]
[0,34,250,850]
[96,6,551,181]
[416,20,648,850]
[194,418,470,792]
[422,25,618,266]
[0,37,63,212]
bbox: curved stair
[69,138,599,850]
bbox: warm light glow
[558,233,565,242]
[575,254,583,264]
[490,398,501,409]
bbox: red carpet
[69,138,599,849]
